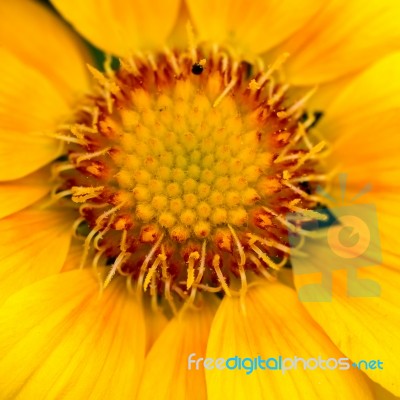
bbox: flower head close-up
[1,0,400,399]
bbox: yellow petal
[320,53,400,195]
[294,82,400,396]
[292,236,400,396]
[167,1,192,50]
[0,48,68,180]
[0,209,72,305]
[144,304,168,354]
[0,0,89,102]
[0,270,145,399]
[60,240,83,272]
[277,0,400,85]
[0,49,69,132]
[0,167,50,219]
[278,266,295,289]
[318,52,400,328]
[186,0,323,59]
[373,195,400,261]
[51,0,181,56]
[372,381,400,400]
[137,299,218,400]
[322,52,400,135]
[304,72,357,112]
[206,282,373,399]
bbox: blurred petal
[0,270,145,399]
[0,0,90,102]
[0,167,50,219]
[321,53,400,205]
[0,49,68,180]
[322,52,400,136]
[186,0,323,58]
[277,0,400,85]
[321,50,400,297]
[295,58,400,394]
[137,299,217,399]
[305,72,357,112]
[0,209,72,305]
[206,282,373,399]
[51,0,181,56]
[292,239,400,396]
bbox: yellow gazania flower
[0,0,400,399]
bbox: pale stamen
[213,77,238,107]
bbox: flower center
[53,47,328,310]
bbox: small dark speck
[299,112,308,123]
[191,63,204,75]
[313,111,324,126]
[55,154,69,162]
[299,181,312,194]
[300,111,324,128]
[241,61,253,78]
[106,257,117,266]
